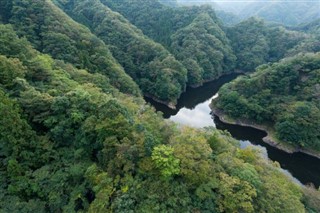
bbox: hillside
[226,17,308,71]
[1,23,317,212]
[1,0,320,212]
[0,0,140,96]
[176,0,320,26]
[53,0,188,106]
[233,1,320,26]
[103,0,236,86]
[212,53,320,152]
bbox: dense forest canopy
[226,17,308,71]
[1,23,317,212]
[1,0,320,212]
[213,53,320,151]
[53,0,188,105]
[102,0,237,87]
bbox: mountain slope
[102,0,236,87]
[171,12,236,85]
[1,23,315,212]
[54,0,188,106]
[212,52,320,152]
[237,1,320,26]
[227,17,308,71]
[215,0,320,26]
[1,0,320,210]
[0,0,140,96]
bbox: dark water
[145,74,320,188]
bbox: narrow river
[145,74,320,188]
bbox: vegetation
[213,53,320,151]
[54,0,187,104]
[1,22,318,212]
[226,17,307,71]
[1,0,320,212]
[102,0,236,86]
[0,0,140,96]
[170,13,236,86]
[233,1,320,26]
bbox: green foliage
[0,55,26,87]
[102,0,236,87]
[0,1,318,212]
[214,52,320,151]
[54,0,187,104]
[216,172,257,213]
[2,0,140,96]
[171,13,236,85]
[275,102,320,149]
[302,186,320,213]
[227,17,307,71]
[151,145,180,179]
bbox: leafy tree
[151,145,180,179]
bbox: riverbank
[144,94,177,109]
[146,71,245,109]
[189,70,245,88]
[210,105,320,159]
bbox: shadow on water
[214,116,320,188]
[146,73,320,188]
[144,73,240,118]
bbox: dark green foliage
[53,0,187,104]
[214,53,320,151]
[227,17,307,71]
[102,0,236,87]
[102,0,200,47]
[1,0,319,211]
[171,12,236,85]
[1,0,140,96]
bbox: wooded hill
[1,0,320,212]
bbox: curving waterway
[145,74,320,188]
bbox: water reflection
[145,73,239,119]
[214,115,320,187]
[170,99,214,128]
[145,73,320,188]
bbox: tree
[151,145,180,179]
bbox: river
[145,74,320,188]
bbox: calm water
[145,74,320,187]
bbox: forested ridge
[1,0,320,212]
[102,0,237,86]
[212,53,320,152]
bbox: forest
[0,0,320,212]
[212,53,320,152]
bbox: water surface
[145,74,320,187]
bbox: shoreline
[210,105,320,159]
[146,71,245,108]
[189,70,245,88]
[144,94,177,109]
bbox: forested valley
[0,0,320,212]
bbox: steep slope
[0,0,140,96]
[212,53,320,153]
[227,17,308,71]
[1,24,316,212]
[171,13,236,86]
[102,0,236,86]
[102,0,201,47]
[286,19,320,57]
[54,0,187,106]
